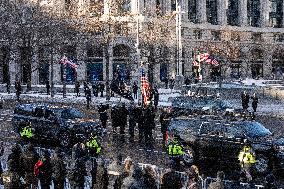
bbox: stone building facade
[1,0,284,87]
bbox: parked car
[169,95,233,117]
[12,104,101,147]
[168,116,284,174]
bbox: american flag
[192,60,199,66]
[141,69,150,105]
[205,55,219,66]
[199,53,210,62]
[59,56,78,69]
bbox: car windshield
[241,121,272,138]
[61,108,85,119]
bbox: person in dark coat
[92,159,108,189]
[160,108,171,146]
[69,157,86,189]
[132,82,138,99]
[51,148,66,189]
[161,163,183,189]
[83,81,89,96]
[98,103,109,131]
[153,87,159,109]
[75,81,80,97]
[111,105,119,134]
[7,144,24,178]
[119,103,129,135]
[20,143,39,189]
[251,93,258,112]
[46,80,50,95]
[164,78,168,89]
[241,91,250,110]
[99,82,105,97]
[135,103,144,143]
[128,103,136,142]
[169,77,175,91]
[86,87,92,109]
[15,80,22,102]
[38,151,52,189]
[92,82,99,97]
[144,104,155,143]
[2,160,21,189]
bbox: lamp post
[175,0,184,87]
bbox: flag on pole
[199,53,210,62]
[141,69,151,105]
[59,56,78,69]
[205,55,219,66]
[192,60,199,66]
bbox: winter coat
[208,181,224,189]
[51,156,66,181]
[21,150,39,174]
[161,171,183,189]
[37,158,52,185]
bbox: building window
[227,0,239,26]
[156,0,162,15]
[206,0,218,25]
[160,63,168,82]
[211,31,221,41]
[188,0,197,23]
[247,0,260,27]
[38,47,50,85]
[117,0,131,15]
[269,0,283,28]
[231,32,240,41]
[171,0,176,11]
[89,0,103,16]
[0,49,9,84]
[194,30,202,39]
[251,33,262,42]
[274,34,284,42]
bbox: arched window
[0,48,9,84]
[227,0,239,26]
[188,0,197,23]
[247,0,260,27]
[206,0,217,25]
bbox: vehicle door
[32,107,46,138]
[197,122,224,161]
[42,109,59,139]
[222,123,245,167]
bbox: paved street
[0,92,284,188]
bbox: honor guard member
[167,137,184,169]
[238,143,256,181]
[86,134,102,157]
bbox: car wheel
[183,146,195,165]
[254,155,269,174]
[59,132,71,147]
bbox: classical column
[197,0,207,23]
[260,0,270,27]
[53,48,61,85]
[217,0,227,25]
[263,47,273,79]
[9,45,20,85]
[76,44,86,82]
[31,45,39,85]
[239,0,248,26]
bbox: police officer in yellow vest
[19,122,33,139]
[86,135,101,157]
[167,137,184,168]
[238,145,256,181]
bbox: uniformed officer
[167,137,184,169]
[86,134,102,157]
[238,144,256,181]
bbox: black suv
[169,96,233,116]
[168,116,284,174]
[12,104,101,147]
